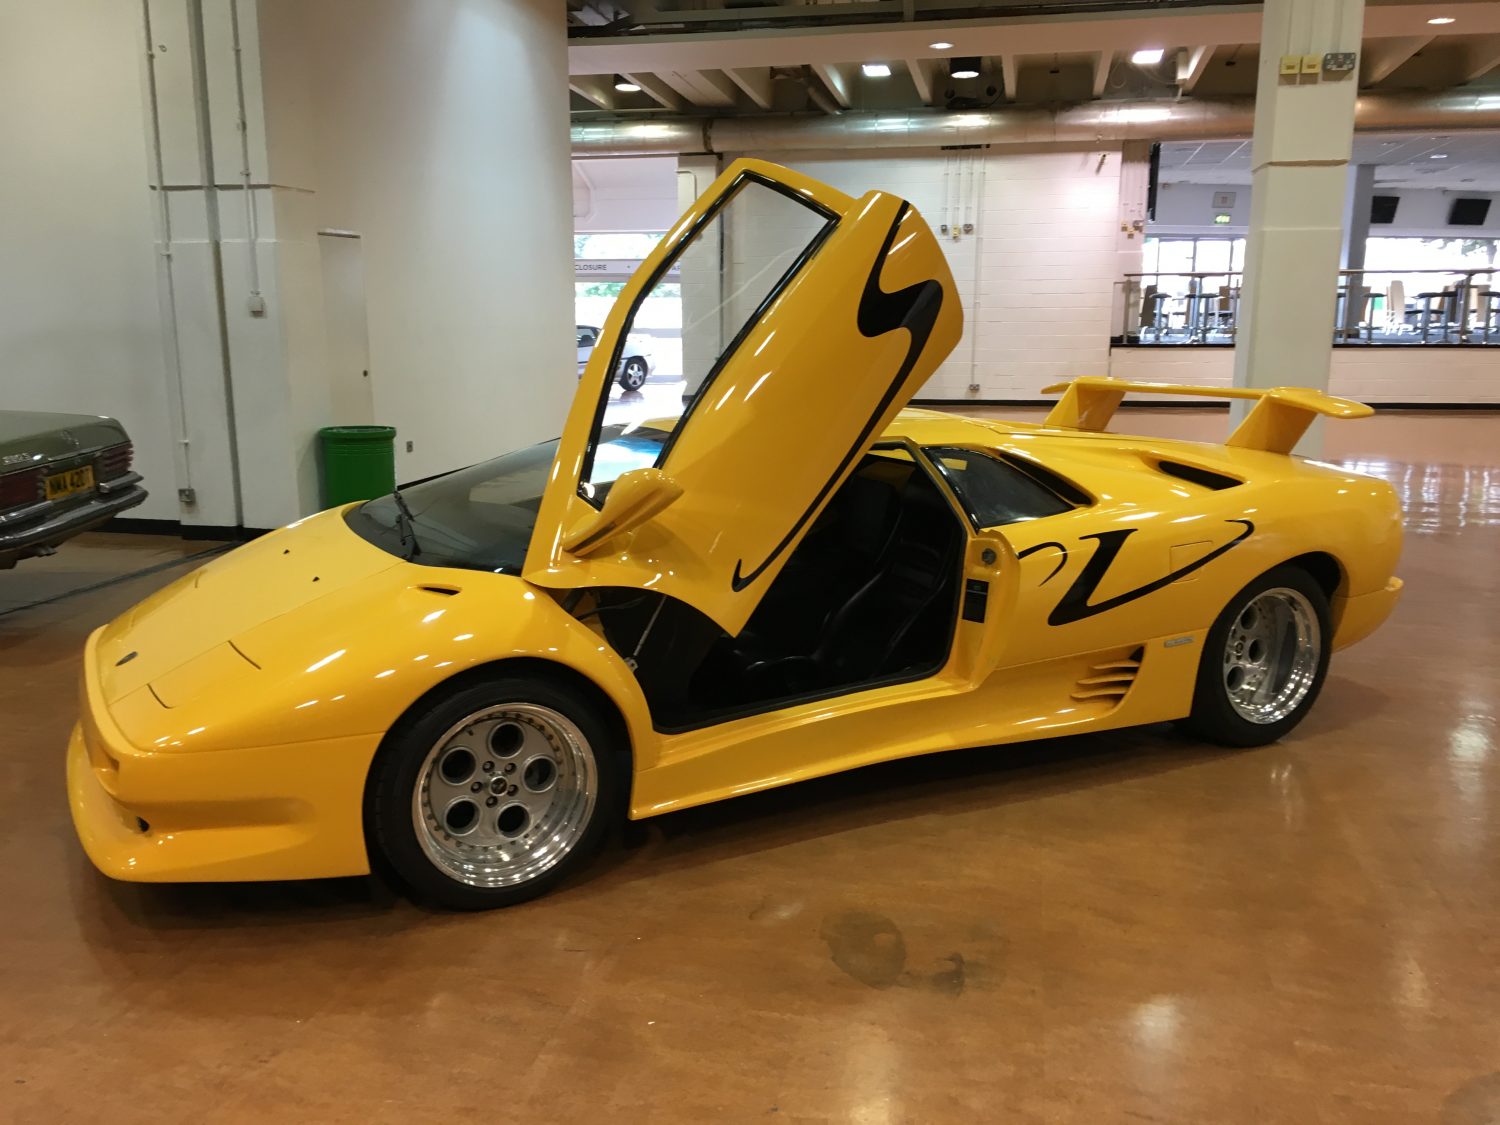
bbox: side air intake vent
[1156,460,1241,491]
[1071,647,1144,704]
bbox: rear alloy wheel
[368,676,622,909]
[1180,565,1332,748]
[618,356,648,391]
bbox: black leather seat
[739,472,961,696]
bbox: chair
[1466,283,1491,343]
[1208,285,1237,337]
[1383,281,1406,335]
[1416,286,1455,342]
[1139,285,1170,340]
[1335,284,1372,341]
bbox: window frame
[919,444,1083,531]
[574,170,840,509]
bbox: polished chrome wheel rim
[1222,587,1321,724]
[412,704,597,888]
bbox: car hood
[89,508,622,755]
[0,411,128,462]
[95,508,404,706]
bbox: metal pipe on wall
[571,92,1500,157]
[140,0,195,500]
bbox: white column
[1339,163,1376,338]
[1232,0,1365,449]
[1116,141,1153,343]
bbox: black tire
[618,356,648,391]
[1179,565,1332,748]
[366,674,624,910]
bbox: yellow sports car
[68,160,1403,909]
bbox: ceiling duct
[572,92,1500,156]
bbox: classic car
[576,324,655,390]
[0,411,146,568]
[67,160,1402,909]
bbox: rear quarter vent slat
[1155,460,1242,491]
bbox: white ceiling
[1159,132,1500,189]
[570,1,1500,116]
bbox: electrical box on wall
[1212,191,1237,210]
[1323,52,1357,73]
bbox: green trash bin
[319,425,397,507]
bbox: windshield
[346,425,671,573]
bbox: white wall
[1373,187,1500,239]
[574,157,679,233]
[1150,181,1253,236]
[0,1,179,520]
[727,146,1130,400]
[1153,180,1500,239]
[2,0,574,533]
[258,0,575,496]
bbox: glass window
[1154,239,1196,287]
[1194,239,1232,276]
[925,447,1075,528]
[573,232,665,259]
[578,177,835,505]
[346,427,671,573]
[1141,237,1161,275]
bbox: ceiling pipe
[571,91,1500,156]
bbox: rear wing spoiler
[1040,377,1373,454]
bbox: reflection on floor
[602,378,686,428]
[3,410,1499,1121]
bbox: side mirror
[562,467,683,557]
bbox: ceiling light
[1427,16,1455,25]
[929,41,954,50]
[613,75,640,92]
[862,62,892,78]
[1430,153,1448,159]
[1131,48,1165,65]
[950,56,981,79]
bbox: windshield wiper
[391,487,422,561]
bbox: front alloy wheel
[413,704,597,889]
[368,675,622,909]
[1181,565,1332,747]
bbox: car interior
[587,448,967,731]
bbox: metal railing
[1118,267,1500,345]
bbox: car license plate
[45,465,95,502]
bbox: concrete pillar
[1339,163,1376,338]
[1116,141,1153,342]
[1231,0,1365,449]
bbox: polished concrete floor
[2,410,1498,1123]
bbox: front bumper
[0,479,147,563]
[67,630,379,883]
[1331,576,1403,652]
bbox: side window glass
[578,176,835,505]
[926,446,1075,528]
